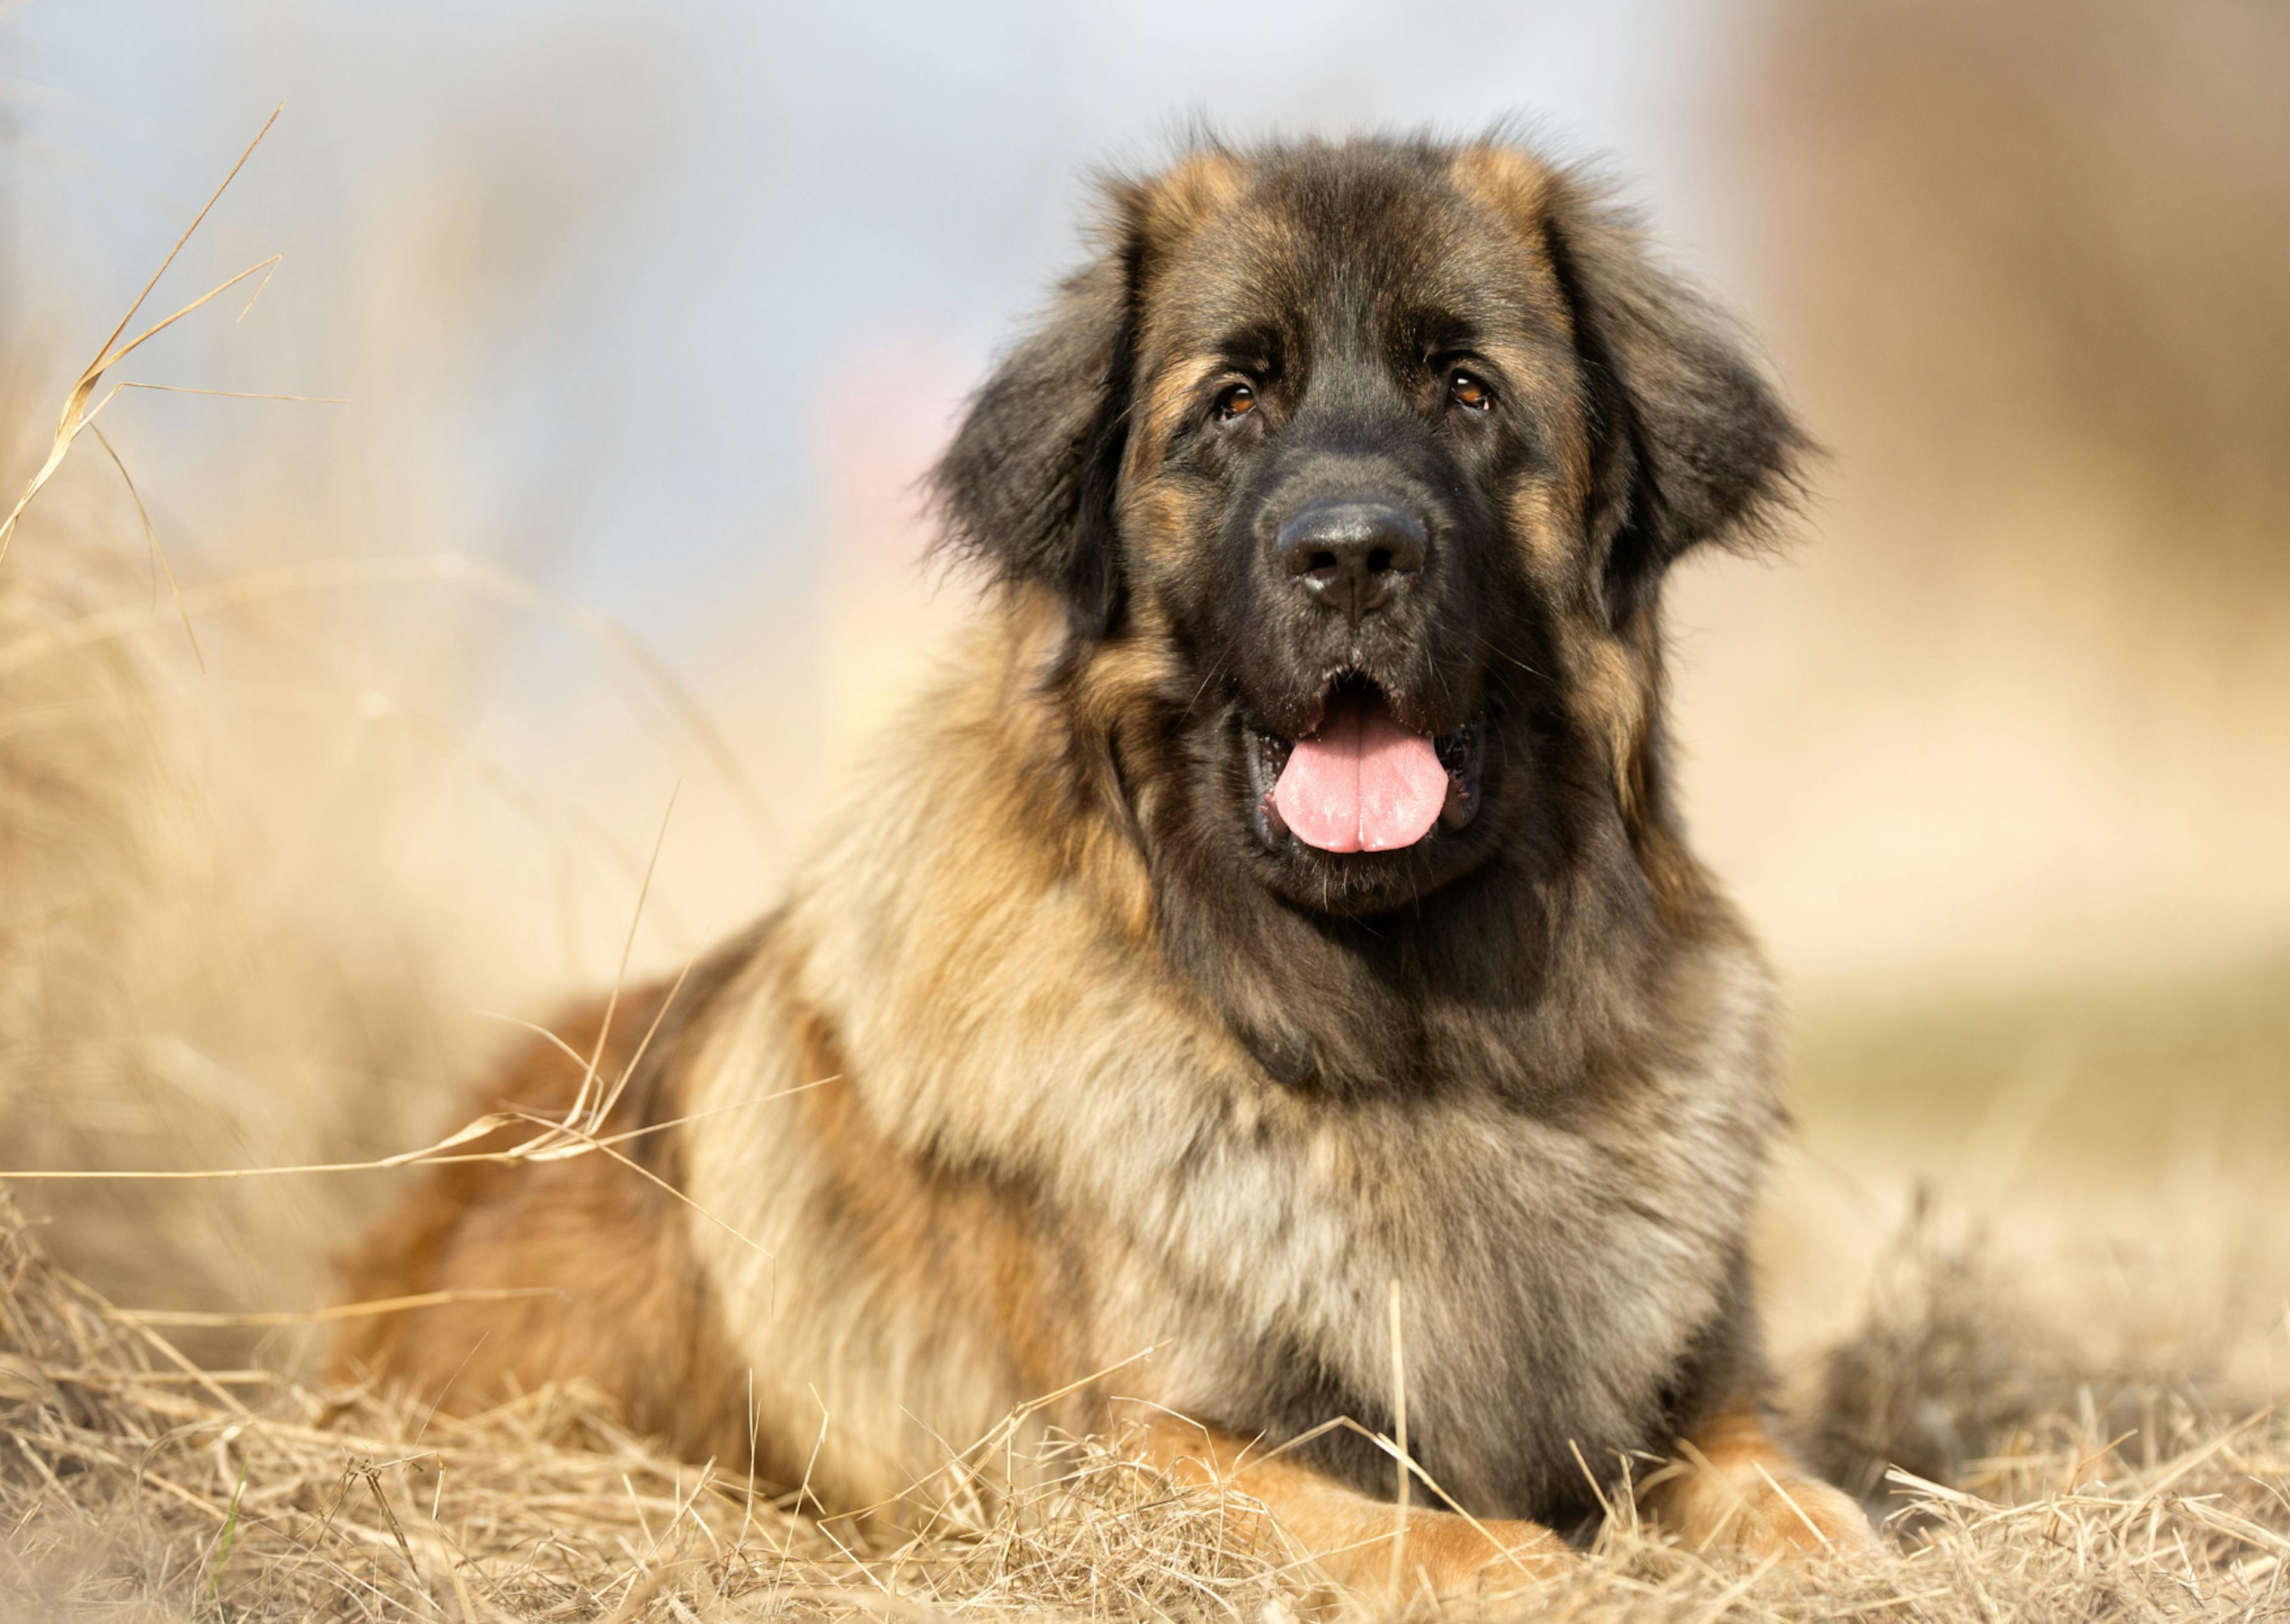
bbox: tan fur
[1446,144,1560,244]
[1132,147,1246,243]
[336,985,759,1471]
[345,610,1825,1585]
[342,136,1867,1593]
[1447,145,1692,904]
[1121,1406,1571,1598]
[1645,1405,1883,1559]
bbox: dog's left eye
[1448,370,1493,411]
[1215,383,1257,423]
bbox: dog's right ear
[1536,170,1810,627]
[930,226,1141,641]
[1452,142,1809,628]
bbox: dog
[340,131,1877,1593]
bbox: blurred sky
[5,0,2287,999]
[1,0,1746,637]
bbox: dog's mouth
[1243,677,1483,855]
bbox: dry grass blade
[110,1287,567,1329]
[111,380,349,403]
[562,780,680,1135]
[1385,1276,1409,1598]
[0,104,283,565]
[83,419,202,667]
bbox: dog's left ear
[930,226,1140,641]
[1536,170,1811,625]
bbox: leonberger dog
[342,131,1877,1592]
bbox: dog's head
[934,135,1803,920]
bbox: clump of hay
[0,1191,1310,1622]
[5,1189,2286,1623]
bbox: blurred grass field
[1794,962,2290,1168]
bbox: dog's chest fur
[681,661,1781,1523]
[1134,981,1777,1518]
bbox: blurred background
[2,0,2285,1390]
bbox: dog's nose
[1276,502,1427,625]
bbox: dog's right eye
[1447,369,1494,411]
[1215,383,1257,423]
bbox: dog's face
[936,138,1801,919]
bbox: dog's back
[337,978,756,1465]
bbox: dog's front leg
[1122,1408,1568,1598]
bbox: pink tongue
[1272,692,1449,853]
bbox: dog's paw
[1726,1472,1881,1560]
[1392,1514,1572,1598]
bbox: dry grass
[5,1186,2289,1623]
